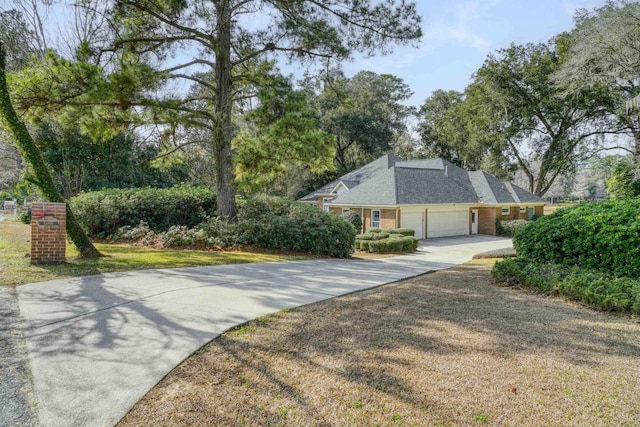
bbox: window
[519,207,526,213]
[342,208,350,214]
[322,197,332,212]
[501,207,510,216]
[371,209,381,228]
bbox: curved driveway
[13,235,511,427]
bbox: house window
[342,208,350,214]
[322,198,332,212]
[519,207,526,213]
[501,207,510,216]
[371,209,381,228]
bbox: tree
[92,0,422,219]
[553,0,640,156]
[234,75,335,195]
[310,70,415,172]
[471,38,611,196]
[0,42,101,257]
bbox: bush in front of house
[341,211,363,232]
[389,228,416,237]
[71,186,217,238]
[355,228,418,254]
[513,199,640,278]
[496,219,529,237]
[237,195,356,258]
[492,257,640,314]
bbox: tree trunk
[213,1,237,220]
[0,42,101,258]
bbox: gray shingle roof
[300,154,544,206]
[299,154,401,202]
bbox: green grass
[0,221,310,286]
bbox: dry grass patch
[119,259,640,427]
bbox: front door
[471,209,478,234]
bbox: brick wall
[478,207,497,235]
[380,209,397,229]
[31,202,66,264]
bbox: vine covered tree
[97,0,422,219]
[0,42,101,257]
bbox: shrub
[356,233,374,240]
[368,240,387,253]
[114,221,154,241]
[386,239,404,252]
[371,232,390,240]
[492,257,640,314]
[341,211,363,232]
[389,228,415,237]
[496,219,529,237]
[237,195,356,258]
[401,237,419,251]
[359,240,370,251]
[513,199,640,277]
[368,228,382,233]
[71,186,217,238]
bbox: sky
[9,0,609,109]
[335,0,608,108]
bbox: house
[299,154,545,238]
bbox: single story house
[300,154,545,238]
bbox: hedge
[492,257,640,314]
[496,219,529,237]
[71,186,217,238]
[513,199,640,277]
[237,195,356,258]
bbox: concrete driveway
[8,235,511,427]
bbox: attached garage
[427,210,468,238]
[401,211,424,239]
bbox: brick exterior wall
[380,209,397,229]
[478,207,497,235]
[31,202,66,264]
[329,206,341,215]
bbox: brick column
[31,202,66,264]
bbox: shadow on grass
[120,261,640,426]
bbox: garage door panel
[402,212,423,239]
[427,211,468,238]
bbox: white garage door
[427,211,468,238]
[401,212,424,239]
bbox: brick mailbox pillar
[31,202,66,264]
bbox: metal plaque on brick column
[31,202,66,264]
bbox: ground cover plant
[0,221,308,286]
[355,228,418,253]
[118,259,640,427]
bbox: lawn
[0,221,309,286]
[118,259,640,427]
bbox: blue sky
[335,0,607,107]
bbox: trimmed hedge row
[492,257,640,314]
[513,199,640,278]
[355,228,418,253]
[71,186,217,238]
